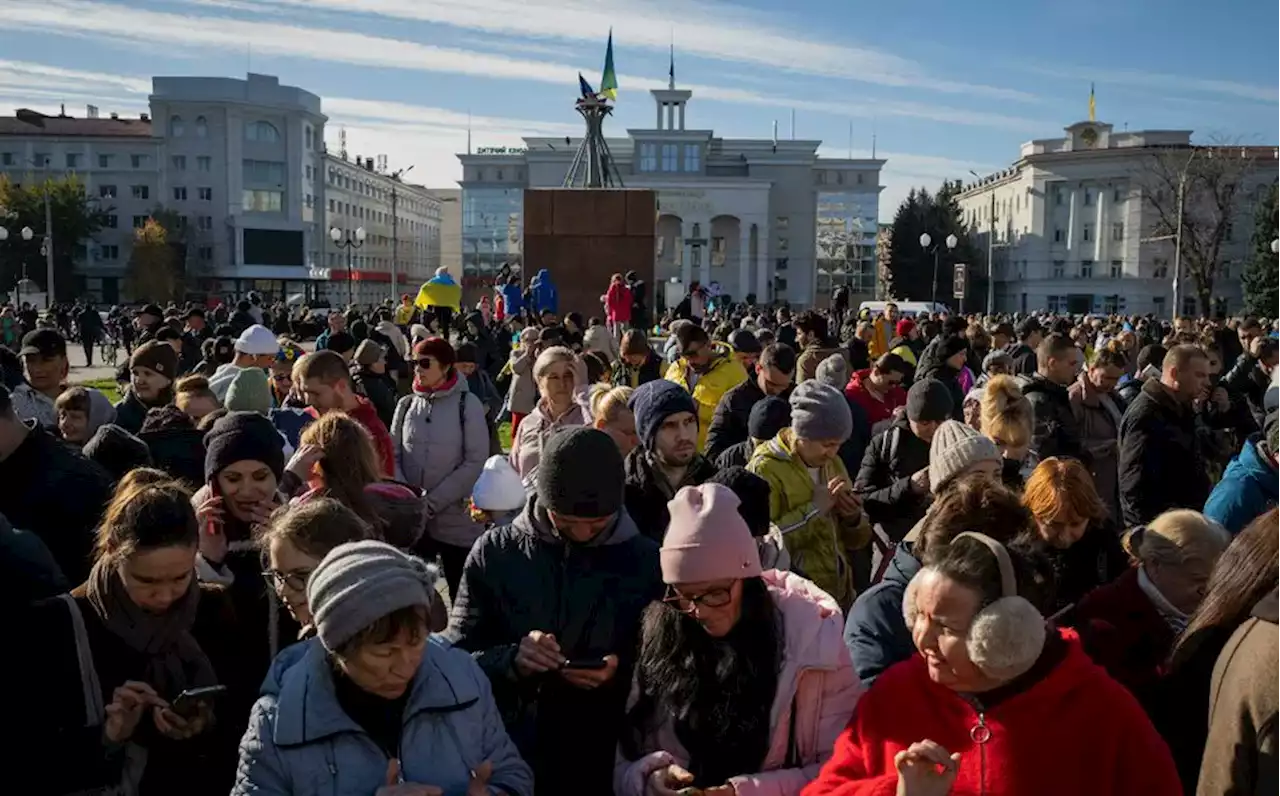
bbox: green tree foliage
[886,181,983,309]
[1241,180,1278,317]
[0,174,109,297]
[126,218,183,303]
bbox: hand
[1250,336,1266,357]
[560,654,618,690]
[811,481,833,514]
[571,356,588,387]
[285,443,324,481]
[1211,386,1230,412]
[103,681,166,744]
[909,468,930,495]
[701,787,737,796]
[894,740,961,796]
[248,499,277,528]
[153,703,209,741]
[646,764,695,796]
[513,630,566,678]
[374,758,442,796]
[466,761,494,796]
[830,478,861,520]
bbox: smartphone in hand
[171,685,227,719]
[561,658,608,671]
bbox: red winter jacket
[1070,567,1177,697]
[307,397,397,478]
[606,281,633,324]
[844,369,907,428]
[802,628,1181,796]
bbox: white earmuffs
[902,531,1046,681]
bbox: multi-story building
[957,117,1277,316]
[0,107,161,304]
[429,188,463,276]
[458,81,884,308]
[320,153,442,305]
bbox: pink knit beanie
[661,483,763,585]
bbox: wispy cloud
[1023,64,1276,104]
[4,0,1047,132]
[210,0,1040,103]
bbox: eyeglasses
[262,568,313,592]
[663,584,734,613]
[413,358,437,370]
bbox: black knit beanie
[83,424,153,483]
[629,378,698,450]
[708,467,771,538]
[203,411,285,483]
[748,396,791,441]
[536,427,624,518]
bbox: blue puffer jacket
[232,637,533,796]
[498,281,524,318]
[844,541,920,687]
[1204,434,1278,535]
[529,269,558,315]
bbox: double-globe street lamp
[330,226,366,308]
[919,232,958,308]
[0,225,35,305]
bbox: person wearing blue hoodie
[1204,428,1278,535]
[498,274,524,321]
[529,268,558,316]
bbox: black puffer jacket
[1224,353,1272,432]
[1040,522,1129,616]
[611,350,663,390]
[704,376,767,462]
[1019,374,1086,462]
[623,448,719,542]
[853,418,932,544]
[446,499,662,796]
[1118,379,1210,526]
[1007,341,1038,376]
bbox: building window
[173,216,187,231]
[496,169,504,181]
[815,171,826,185]
[1053,228,1063,243]
[710,237,726,266]
[517,169,525,181]
[777,237,789,253]
[197,216,213,231]
[683,144,699,172]
[197,156,211,172]
[195,116,207,138]
[1153,258,1169,279]
[173,187,187,201]
[304,126,313,150]
[1081,260,1093,278]
[638,144,657,171]
[1182,296,1197,316]
[169,116,184,137]
[131,185,149,200]
[304,193,312,208]
[1054,187,1063,206]
[1083,188,1094,206]
[328,198,335,212]
[1221,261,1230,279]
[1052,260,1065,278]
[198,187,212,201]
[100,245,119,261]
[1113,188,1123,203]
[661,144,678,172]
[104,214,118,228]
[245,121,281,142]
[242,189,284,213]
[242,159,286,183]
[172,155,186,171]
[1082,223,1093,242]
[65,153,80,169]
[856,173,864,185]
[99,185,116,199]
[836,172,844,185]
[775,257,789,271]
[132,215,147,228]
[131,154,148,168]
[33,152,50,167]
[198,246,213,261]
[1047,295,1064,313]
[1112,222,1124,241]
[776,216,789,230]
[0,153,13,166]
[1109,260,1122,278]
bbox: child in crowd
[54,386,116,446]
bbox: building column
[678,104,686,131]
[697,217,711,288]
[680,225,692,288]
[738,221,751,301]
[756,224,770,301]
[667,104,675,130]
[656,102,663,130]
[1094,190,1105,262]
[1066,188,1078,256]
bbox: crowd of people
[1,276,1276,796]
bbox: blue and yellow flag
[600,29,618,100]
[578,72,596,99]
[414,271,462,310]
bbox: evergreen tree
[1242,180,1278,317]
[887,180,983,309]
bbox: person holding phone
[615,483,858,796]
[16,468,237,795]
[234,540,533,796]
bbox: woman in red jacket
[803,532,1181,796]
[844,353,909,428]
[605,272,633,338]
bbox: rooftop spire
[668,34,675,90]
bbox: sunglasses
[413,358,439,370]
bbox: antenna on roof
[848,119,853,159]
[467,110,472,155]
[790,108,795,140]
[871,120,877,159]
[339,126,348,161]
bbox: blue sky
[0,0,1275,220]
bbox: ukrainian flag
[414,270,462,310]
[600,29,618,100]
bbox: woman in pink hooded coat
[606,273,633,337]
[615,483,860,796]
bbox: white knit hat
[471,455,527,512]
[235,324,279,356]
[929,420,1001,493]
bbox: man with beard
[624,379,720,541]
[664,323,747,453]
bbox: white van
[858,300,952,317]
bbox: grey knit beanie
[307,540,440,653]
[789,380,852,442]
[814,353,850,390]
[928,420,1001,494]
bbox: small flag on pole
[578,72,596,99]
[1088,82,1096,122]
[600,29,618,100]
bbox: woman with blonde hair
[1023,457,1128,614]
[509,344,587,480]
[1072,509,1228,697]
[980,374,1038,489]
[590,383,638,456]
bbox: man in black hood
[1007,316,1043,376]
[1019,332,1086,461]
[447,427,661,796]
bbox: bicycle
[99,335,120,368]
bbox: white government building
[458,79,885,309]
[958,116,1277,317]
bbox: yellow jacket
[869,318,893,359]
[664,343,748,452]
[747,428,871,610]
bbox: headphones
[903,531,1046,681]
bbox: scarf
[1137,565,1190,634]
[413,369,459,395]
[85,559,217,700]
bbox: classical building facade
[957,118,1277,316]
[458,83,884,309]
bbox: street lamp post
[919,232,958,308]
[330,226,366,308]
[0,225,35,305]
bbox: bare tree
[1138,139,1261,316]
[875,226,894,299]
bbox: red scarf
[414,369,459,395]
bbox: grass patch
[77,377,123,404]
